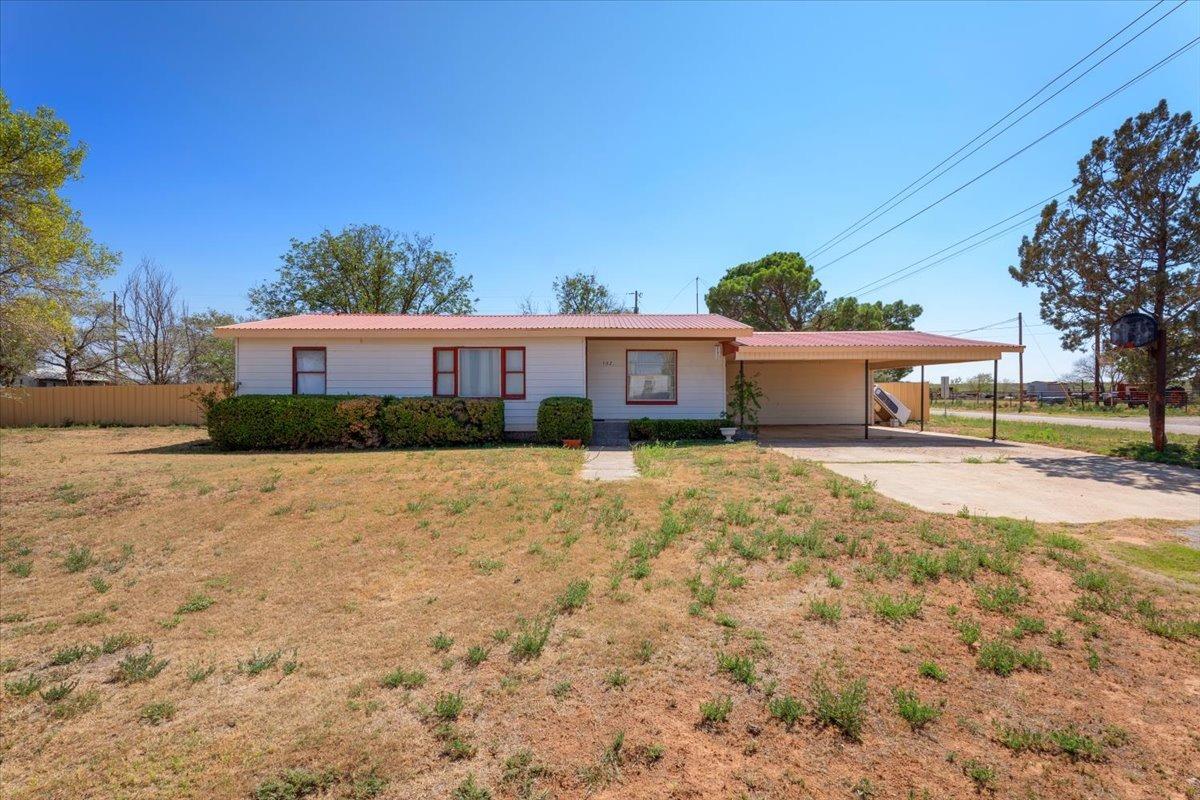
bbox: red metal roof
[735,330,1022,349]
[219,313,751,333]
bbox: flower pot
[719,427,737,443]
[562,438,583,449]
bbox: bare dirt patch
[1,427,1198,799]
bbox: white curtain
[458,348,501,397]
[627,350,676,401]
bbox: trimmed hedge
[206,394,503,450]
[380,397,504,448]
[628,417,730,442]
[536,397,593,444]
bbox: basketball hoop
[1109,312,1157,350]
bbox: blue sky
[3,0,1197,380]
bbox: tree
[1013,101,1199,449]
[0,91,118,384]
[38,296,116,385]
[552,272,625,314]
[183,309,239,383]
[119,258,194,384]
[705,252,826,330]
[249,226,474,317]
[705,252,923,379]
[811,297,923,331]
[1010,202,1125,406]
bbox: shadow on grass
[1109,441,1200,470]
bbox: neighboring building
[215,314,1021,433]
[1026,380,1069,400]
[16,372,113,388]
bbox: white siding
[729,360,866,425]
[235,337,586,432]
[587,339,728,420]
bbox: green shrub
[628,418,728,442]
[207,395,349,450]
[208,394,504,450]
[767,695,805,729]
[335,396,383,448]
[811,674,868,741]
[892,688,940,730]
[699,694,733,726]
[536,397,593,444]
[380,397,504,448]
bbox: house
[214,314,1021,433]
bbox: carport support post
[919,365,925,432]
[991,359,998,442]
[864,360,870,440]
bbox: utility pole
[694,277,699,314]
[111,292,120,384]
[629,290,640,314]
[1017,312,1024,413]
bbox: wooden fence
[876,381,929,422]
[0,383,221,427]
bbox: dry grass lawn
[1,427,1199,800]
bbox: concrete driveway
[762,426,1200,523]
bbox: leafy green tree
[249,226,474,317]
[0,91,117,384]
[552,272,625,314]
[184,309,240,383]
[812,297,923,332]
[705,252,826,330]
[1012,100,1199,450]
[1010,202,1124,405]
[705,251,922,378]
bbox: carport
[726,331,1024,438]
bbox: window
[293,347,327,395]
[502,347,525,399]
[432,347,525,399]
[433,348,456,396]
[626,350,677,404]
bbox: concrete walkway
[762,425,1200,524]
[580,446,638,481]
[945,409,1200,435]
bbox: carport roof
[732,330,1022,367]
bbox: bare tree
[38,296,116,384]
[120,258,194,384]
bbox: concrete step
[592,420,630,447]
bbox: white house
[215,314,1021,433]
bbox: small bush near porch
[629,417,728,442]
[535,396,593,444]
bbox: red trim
[433,347,457,397]
[432,346,525,399]
[625,348,678,405]
[292,346,327,395]
[501,346,526,400]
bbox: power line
[802,0,1175,262]
[951,317,1018,336]
[801,0,1185,262]
[661,277,696,312]
[843,187,1070,296]
[854,211,1041,298]
[812,34,1200,273]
